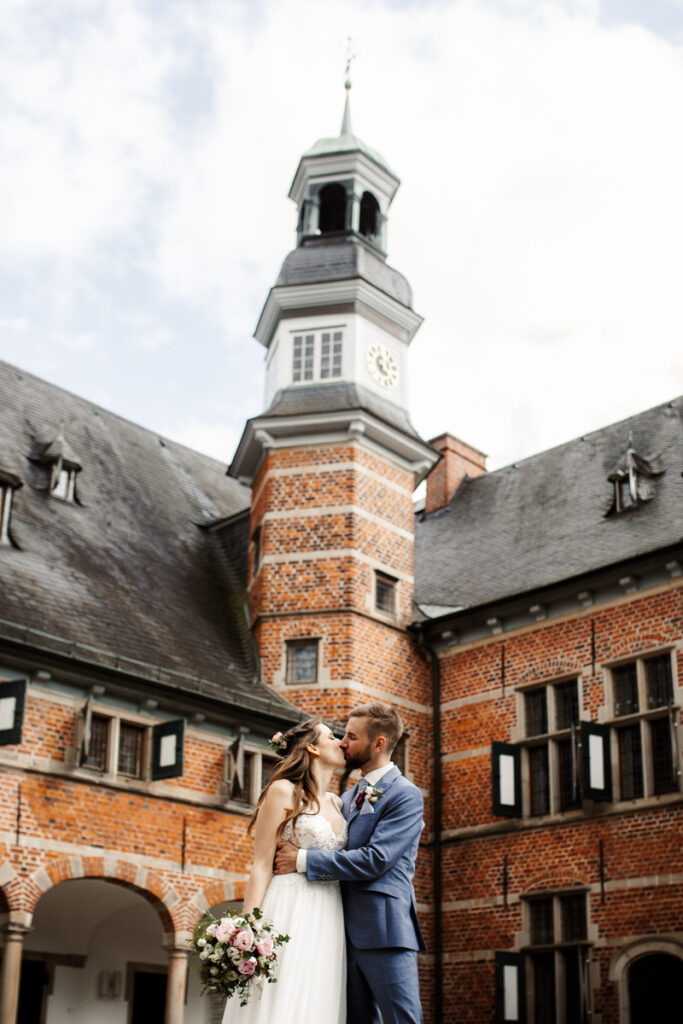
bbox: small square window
[286,640,319,684]
[375,572,397,615]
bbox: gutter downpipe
[419,624,443,1024]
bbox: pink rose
[232,927,255,951]
[215,919,238,943]
[237,957,257,975]
[255,937,273,957]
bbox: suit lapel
[347,765,401,826]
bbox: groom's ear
[375,735,387,753]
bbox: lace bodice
[281,810,347,852]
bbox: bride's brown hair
[248,719,323,839]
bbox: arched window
[318,184,346,234]
[359,191,380,240]
[629,954,683,1023]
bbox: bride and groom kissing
[221,701,425,1024]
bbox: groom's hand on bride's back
[273,841,298,875]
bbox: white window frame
[50,464,77,502]
[81,711,149,779]
[291,328,344,385]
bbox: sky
[1,0,683,474]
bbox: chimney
[425,433,487,514]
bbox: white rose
[196,938,206,948]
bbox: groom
[274,701,425,1024]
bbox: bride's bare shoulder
[265,778,296,806]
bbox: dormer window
[51,464,77,502]
[606,440,664,515]
[0,471,22,547]
[34,425,82,504]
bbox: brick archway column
[163,936,190,1024]
[0,918,32,1024]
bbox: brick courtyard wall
[437,581,683,1022]
[0,684,258,936]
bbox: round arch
[609,936,683,1024]
[28,855,179,933]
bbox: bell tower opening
[359,190,379,241]
[319,183,347,234]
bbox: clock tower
[229,85,437,752]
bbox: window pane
[645,655,673,709]
[292,336,302,382]
[287,641,318,684]
[529,898,554,944]
[375,573,396,615]
[555,680,579,730]
[618,724,643,799]
[531,952,555,1024]
[560,893,587,941]
[650,717,676,795]
[563,948,583,1022]
[557,738,580,811]
[261,755,277,789]
[525,689,548,737]
[118,722,145,777]
[613,663,639,716]
[303,335,314,381]
[529,745,550,815]
[84,715,109,770]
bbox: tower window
[319,183,347,234]
[359,191,380,240]
[286,639,319,684]
[375,571,397,616]
[320,331,343,379]
[292,330,344,384]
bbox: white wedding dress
[221,806,347,1024]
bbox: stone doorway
[629,953,683,1023]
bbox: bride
[221,719,347,1024]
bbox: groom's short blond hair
[348,702,403,754]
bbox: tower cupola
[289,79,399,253]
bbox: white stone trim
[262,504,414,542]
[251,455,414,508]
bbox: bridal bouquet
[191,907,290,1005]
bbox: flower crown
[268,731,288,754]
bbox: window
[79,706,184,781]
[375,571,397,616]
[524,891,591,1024]
[359,191,380,240]
[0,485,16,546]
[292,330,344,384]
[523,680,581,816]
[118,721,145,777]
[318,183,346,234]
[611,653,678,800]
[286,639,319,685]
[251,527,261,577]
[51,464,77,502]
[225,740,277,804]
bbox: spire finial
[341,37,355,135]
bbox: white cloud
[0,0,682,471]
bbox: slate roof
[275,239,413,308]
[414,397,683,612]
[0,360,297,720]
[263,381,423,442]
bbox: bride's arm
[242,779,294,914]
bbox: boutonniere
[355,785,384,810]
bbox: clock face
[366,343,398,390]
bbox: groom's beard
[343,742,374,772]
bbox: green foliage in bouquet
[190,906,290,1006]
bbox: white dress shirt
[295,762,395,873]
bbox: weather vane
[345,37,356,91]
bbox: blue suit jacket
[305,765,426,951]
